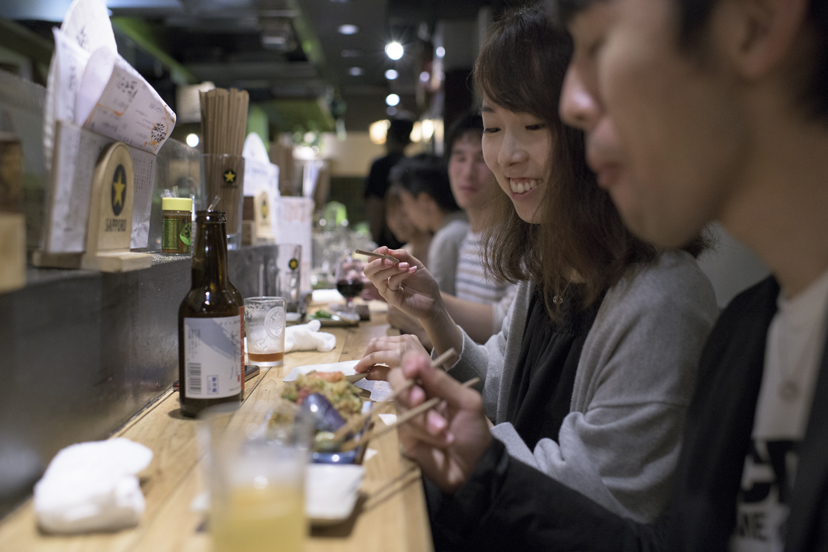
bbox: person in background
[385,111,519,344]
[364,118,414,249]
[381,0,828,549]
[392,154,469,296]
[385,183,432,266]
[359,4,717,537]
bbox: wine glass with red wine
[335,256,364,314]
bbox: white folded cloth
[34,438,153,534]
[285,319,336,352]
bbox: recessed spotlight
[386,107,397,116]
[341,49,364,58]
[385,42,404,61]
[348,67,364,76]
[386,93,400,107]
[419,71,429,83]
[338,24,359,35]
[436,46,445,57]
[385,69,398,80]
[186,133,199,147]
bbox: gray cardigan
[444,251,718,522]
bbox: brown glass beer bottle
[178,210,243,417]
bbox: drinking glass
[276,243,302,312]
[334,256,364,314]
[244,297,286,366]
[200,404,310,552]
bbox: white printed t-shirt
[731,268,828,551]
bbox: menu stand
[33,142,151,272]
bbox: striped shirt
[455,231,518,333]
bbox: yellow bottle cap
[162,197,193,211]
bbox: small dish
[312,401,372,465]
[282,360,366,384]
[305,464,364,526]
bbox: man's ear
[713,0,811,79]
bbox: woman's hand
[390,353,492,494]
[387,307,434,350]
[362,247,444,322]
[354,334,428,380]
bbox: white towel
[285,319,336,352]
[34,438,153,534]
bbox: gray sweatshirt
[444,251,718,522]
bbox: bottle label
[162,214,192,254]
[184,316,242,399]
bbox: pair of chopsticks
[337,349,481,453]
[354,248,400,264]
[339,377,480,452]
[330,348,458,443]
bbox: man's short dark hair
[445,110,484,161]
[554,0,828,120]
[390,154,460,213]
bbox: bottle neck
[192,213,229,289]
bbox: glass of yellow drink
[200,403,310,552]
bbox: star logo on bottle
[223,169,237,184]
[261,198,269,219]
[111,164,127,216]
[289,258,298,270]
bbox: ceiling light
[338,24,359,35]
[385,93,400,107]
[419,71,430,83]
[385,42,404,61]
[186,133,199,147]
[385,69,398,80]
[436,46,445,57]
[348,67,364,76]
[386,107,397,116]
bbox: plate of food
[282,360,364,383]
[278,369,372,464]
[308,309,360,327]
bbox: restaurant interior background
[0,0,517,521]
[0,0,770,524]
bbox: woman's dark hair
[390,154,460,213]
[475,2,705,317]
[445,110,484,162]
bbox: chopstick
[330,348,458,442]
[354,248,400,264]
[338,377,481,452]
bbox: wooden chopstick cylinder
[330,348,458,442]
[354,248,400,264]
[339,376,481,452]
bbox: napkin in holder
[285,319,336,352]
[34,438,153,534]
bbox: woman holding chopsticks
[355,2,717,533]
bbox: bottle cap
[162,197,193,211]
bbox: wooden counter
[0,312,433,552]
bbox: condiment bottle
[178,210,243,417]
[161,197,193,255]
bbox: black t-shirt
[506,285,603,447]
[364,152,405,198]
